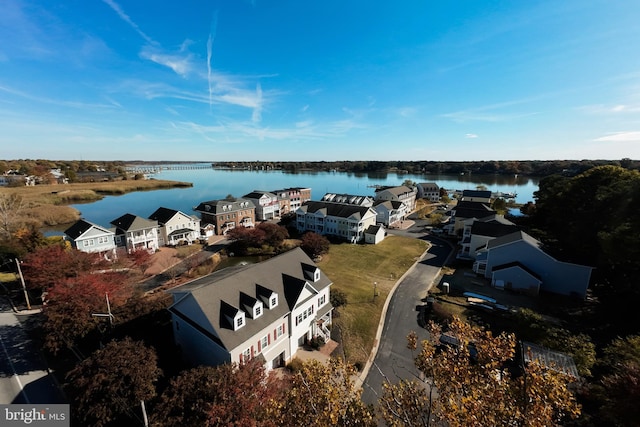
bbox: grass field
[317,235,429,365]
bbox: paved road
[0,299,66,404]
[361,227,454,405]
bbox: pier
[126,164,213,174]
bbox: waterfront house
[417,182,440,202]
[270,187,312,216]
[373,200,407,227]
[374,185,417,213]
[473,230,593,298]
[242,191,280,220]
[296,201,378,244]
[149,207,201,246]
[167,247,333,370]
[194,198,256,236]
[321,193,374,207]
[64,219,117,259]
[110,213,159,253]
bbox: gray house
[64,219,116,259]
[473,231,593,298]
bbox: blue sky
[1,0,640,161]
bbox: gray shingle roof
[148,207,180,224]
[299,201,373,220]
[110,213,158,232]
[64,219,112,239]
[194,198,255,214]
[168,247,332,351]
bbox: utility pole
[15,258,31,310]
[91,293,114,327]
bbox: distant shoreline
[1,179,192,229]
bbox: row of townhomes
[64,208,202,259]
[167,247,333,370]
[63,182,437,373]
[448,190,593,299]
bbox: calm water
[68,166,539,228]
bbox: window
[318,294,326,306]
[270,296,277,308]
[261,335,268,350]
[242,348,251,361]
[236,316,244,328]
[277,324,284,338]
[254,304,262,318]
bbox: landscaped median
[317,235,429,367]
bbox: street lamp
[373,281,378,301]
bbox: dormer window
[234,312,245,330]
[254,302,263,318]
[314,270,320,282]
[270,295,278,309]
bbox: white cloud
[465,133,478,138]
[594,131,640,142]
[140,49,193,77]
[102,0,156,45]
[301,105,309,112]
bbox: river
[67,166,538,228]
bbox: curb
[355,244,434,390]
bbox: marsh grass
[0,179,192,228]
[317,235,428,363]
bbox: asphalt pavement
[360,223,455,405]
[0,299,66,404]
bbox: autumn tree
[65,338,161,427]
[271,359,376,426]
[257,222,289,248]
[300,232,330,259]
[379,317,580,427]
[42,271,132,353]
[151,358,285,427]
[21,244,107,293]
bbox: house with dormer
[64,219,117,259]
[296,201,378,243]
[321,193,374,207]
[167,247,333,370]
[270,187,312,216]
[149,207,201,246]
[194,198,256,236]
[110,213,159,253]
[242,191,280,220]
[374,185,417,213]
[458,215,520,259]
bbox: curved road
[361,224,454,405]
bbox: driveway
[360,227,454,406]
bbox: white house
[64,219,116,259]
[373,200,407,227]
[473,231,593,298]
[296,201,378,243]
[243,191,280,220]
[365,225,386,244]
[417,182,440,202]
[110,213,159,253]
[321,193,374,207]
[149,207,201,246]
[167,247,333,370]
[374,185,417,213]
[459,215,519,259]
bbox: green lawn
[317,235,429,365]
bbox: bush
[286,358,304,373]
[330,289,348,308]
